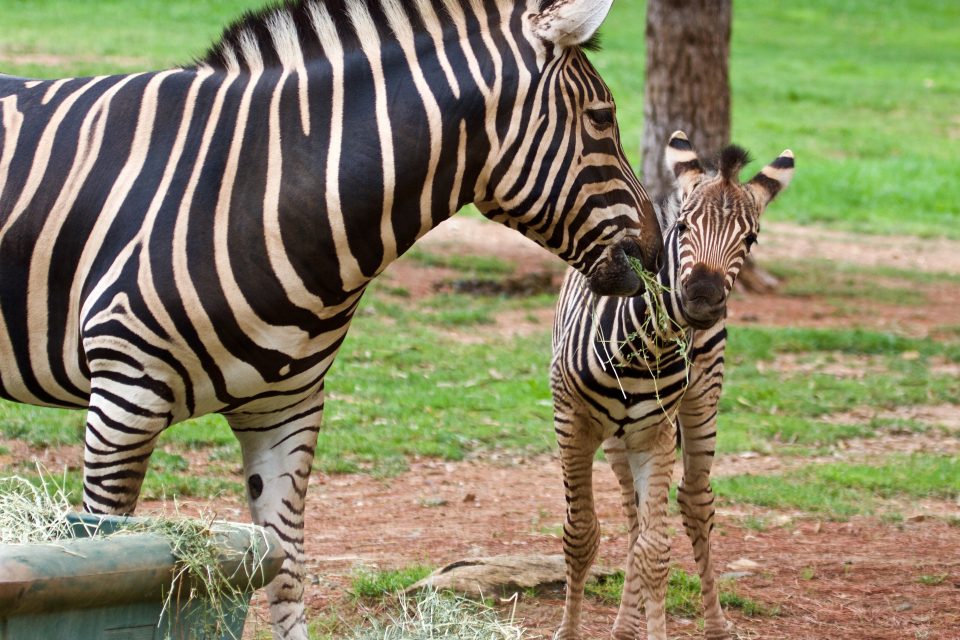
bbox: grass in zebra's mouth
[587,256,692,412]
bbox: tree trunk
[642,0,776,293]
[641,0,731,201]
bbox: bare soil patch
[224,455,960,639]
[759,222,960,275]
[11,221,959,639]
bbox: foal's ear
[531,0,614,48]
[746,150,795,211]
[664,131,705,197]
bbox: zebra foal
[0,1,663,637]
[550,132,794,640]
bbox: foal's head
[662,131,794,329]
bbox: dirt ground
[278,456,960,640]
[32,217,958,639]
[238,218,960,639]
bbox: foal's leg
[603,436,642,640]
[554,414,603,640]
[624,421,676,640]
[229,393,324,640]
[678,381,729,639]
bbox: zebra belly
[583,371,689,445]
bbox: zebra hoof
[704,621,734,640]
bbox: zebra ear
[664,131,705,197]
[746,150,795,211]
[531,0,614,48]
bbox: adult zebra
[551,132,794,640]
[0,0,661,636]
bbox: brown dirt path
[229,454,960,639]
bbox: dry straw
[0,469,269,640]
[349,588,528,640]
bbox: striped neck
[186,0,541,309]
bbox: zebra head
[663,131,794,329]
[477,0,661,297]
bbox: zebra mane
[197,0,436,71]
[196,0,599,71]
[656,143,754,230]
[196,0,543,71]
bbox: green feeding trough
[0,513,283,639]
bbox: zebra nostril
[684,265,726,307]
[684,282,724,307]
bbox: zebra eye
[585,107,615,131]
[745,233,758,249]
[675,221,688,234]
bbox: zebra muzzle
[587,238,646,297]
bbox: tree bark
[642,0,776,293]
[641,0,731,201]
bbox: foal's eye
[585,107,615,130]
[675,221,688,234]
[745,233,758,249]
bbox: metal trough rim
[0,514,283,616]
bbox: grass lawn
[1,0,957,236]
[3,276,958,506]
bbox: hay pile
[350,589,528,640]
[0,472,268,639]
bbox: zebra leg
[229,394,323,640]
[678,406,729,639]
[624,423,676,640]
[602,436,643,640]
[554,416,603,640]
[82,389,170,515]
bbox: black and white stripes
[1,1,664,636]
[549,132,794,640]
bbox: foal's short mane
[717,145,751,183]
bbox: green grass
[0,400,239,451]
[593,1,960,239]
[350,565,434,599]
[1,0,957,237]
[405,250,516,277]
[12,464,243,505]
[2,303,956,479]
[0,402,85,448]
[586,569,777,618]
[763,260,928,307]
[715,454,960,518]
[715,326,960,455]
[316,299,556,474]
[917,573,948,586]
